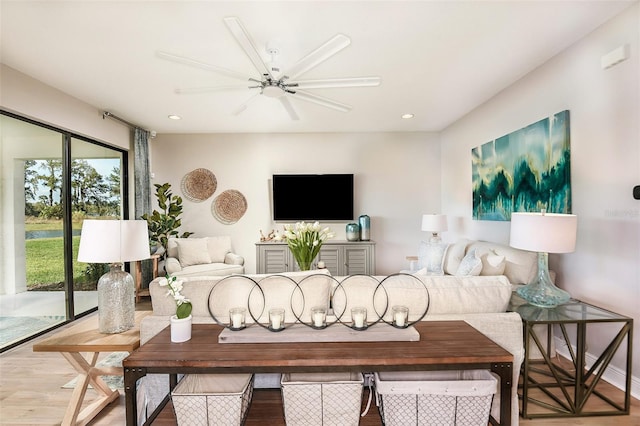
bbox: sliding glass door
[0,112,127,351]
[71,138,123,316]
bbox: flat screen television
[273,174,354,221]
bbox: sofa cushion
[330,274,511,323]
[175,238,211,267]
[417,241,449,275]
[455,249,482,276]
[480,250,507,276]
[207,236,232,262]
[175,263,244,277]
[467,241,537,284]
[421,275,512,314]
[443,238,470,275]
[150,269,332,323]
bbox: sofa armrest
[165,257,182,274]
[225,252,244,266]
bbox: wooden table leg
[61,352,121,426]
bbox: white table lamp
[510,211,577,308]
[421,214,448,243]
[78,220,150,333]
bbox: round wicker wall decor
[181,168,217,202]
[211,189,247,224]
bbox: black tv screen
[273,174,354,221]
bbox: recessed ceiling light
[168,115,181,120]
[401,113,415,119]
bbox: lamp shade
[510,212,577,253]
[78,220,150,263]
[421,214,448,232]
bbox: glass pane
[71,138,124,316]
[0,115,67,349]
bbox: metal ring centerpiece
[207,273,429,332]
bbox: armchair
[164,236,244,277]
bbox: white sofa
[138,266,524,425]
[164,236,244,277]
[417,238,539,286]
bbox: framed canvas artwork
[472,110,571,221]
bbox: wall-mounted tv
[273,174,354,221]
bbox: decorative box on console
[281,372,364,426]
[171,373,254,426]
[374,370,497,426]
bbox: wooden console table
[133,254,160,303]
[123,320,513,426]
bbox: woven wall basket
[211,189,247,224]
[181,168,217,202]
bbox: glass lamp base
[97,264,135,333]
[516,252,570,308]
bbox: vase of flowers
[283,222,335,271]
[159,274,193,342]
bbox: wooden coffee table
[33,311,149,426]
[124,320,513,426]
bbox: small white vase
[170,314,192,343]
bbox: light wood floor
[1,307,638,425]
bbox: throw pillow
[480,250,506,276]
[417,241,449,275]
[206,236,232,263]
[455,249,482,276]
[175,238,212,267]
[443,238,470,275]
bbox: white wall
[150,132,441,275]
[441,5,639,390]
[0,65,130,149]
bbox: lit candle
[311,306,326,328]
[229,307,245,329]
[392,305,409,328]
[351,307,367,329]
[269,308,284,330]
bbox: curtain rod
[102,111,146,131]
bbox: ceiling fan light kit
[158,16,381,120]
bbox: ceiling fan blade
[279,96,299,121]
[232,92,260,116]
[156,51,249,81]
[223,16,273,79]
[291,90,352,113]
[285,34,351,81]
[175,85,248,94]
[292,76,381,90]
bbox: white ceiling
[1,1,635,134]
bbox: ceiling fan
[157,16,381,120]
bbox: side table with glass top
[509,293,633,419]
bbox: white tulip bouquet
[283,221,335,270]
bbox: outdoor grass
[25,236,87,285]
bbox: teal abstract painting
[472,110,571,221]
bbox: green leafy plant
[142,183,193,258]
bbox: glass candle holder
[311,306,327,328]
[392,305,409,328]
[351,307,367,329]
[229,307,246,330]
[269,308,285,331]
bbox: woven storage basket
[281,372,363,426]
[171,373,253,426]
[374,370,497,426]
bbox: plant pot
[170,314,192,343]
